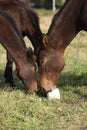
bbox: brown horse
[0,0,43,86]
[37,0,87,97]
[0,9,38,93]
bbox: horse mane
[16,0,41,35]
[15,0,42,53]
[24,4,41,33]
[47,0,69,34]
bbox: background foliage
[22,0,65,9]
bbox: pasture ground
[0,9,87,130]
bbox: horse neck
[47,0,85,52]
[24,7,43,52]
[0,0,43,51]
[0,0,12,3]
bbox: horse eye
[40,59,44,64]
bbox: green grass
[0,13,87,130]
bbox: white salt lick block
[47,88,60,100]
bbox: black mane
[47,0,69,34]
[24,3,40,32]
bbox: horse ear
[42,34,48,47]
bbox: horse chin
[22,79,38,93]
[47,87,60,100]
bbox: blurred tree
[29,0,52,8]
[21,0,65,9]
[43,0,52,9]
[29,0,43,8]
[56,0,65,7]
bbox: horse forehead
[40,48,56,59]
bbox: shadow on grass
[0,69,87,98]
[58,72,87,100]
[74,90,87,99]
[58,72,87,87]
[0,69,27,93]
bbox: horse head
[37,34,65,98]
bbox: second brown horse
[0,9,38,93]
[37,0,87,97]
[0,0,43,86]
